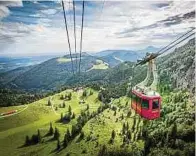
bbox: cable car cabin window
[141,99,149,109]
[152,99,159,109]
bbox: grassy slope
[90,60,109,70]
[57,97,144,156]
[0,88,101,156]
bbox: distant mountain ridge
[92,46,160,67]
[0,55,56,73]
[0,42,194,93]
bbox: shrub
[82,149,87,154]
[127,110,132,117]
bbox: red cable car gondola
[131,86,161,120]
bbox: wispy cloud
[0,1,195,57]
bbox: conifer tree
[68,105,72,115]
[48,99,52,106]
[72,112,75,119]
[63,101,66,107]
[86,104,89,110]
[111,130,116,139]
[54,127,60,140]
[37,129,41,142]
[114,110,116,116]
[61,113,63,122]
[56,138,61,150]
[63,134,68,148]
[127,130,131,140]
[25,135,30,145]
[49,122,54,135]
[66,128,71,141]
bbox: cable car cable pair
[62,0,74,75]
[61,0,85,75]
[78,1,85,74]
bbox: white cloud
[0,1,23,19]
[0,0,195,57]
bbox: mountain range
[0,55,56,73]
[0,42,194,94]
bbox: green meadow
[0,88,143,156]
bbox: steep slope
[157,38,195,93]
[0,65,34,86]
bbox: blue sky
[0,0,195,57]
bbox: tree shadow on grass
[55,119,70,124]
[17,143,39,149]
[49,147,64,154]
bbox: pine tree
[61,113,63,122]
[123,136,126,144]
[132,117,136,131]
[71,125,76,137]
[80,131,84,139]
[127,130,131,140]
[60,94,64,100]
[25,135,30,145]
[122,123,126,134]
[66,128,71,141]
[72,112,75,119]
[68,92,72,100]
[49,122,54,135]
[48,98,51,106]
[63,134,68,148]
[56,138,61,150]
[86,104,89,110]
[68,105,72,115]
[54,127,60,140]
[98,145,107,156]
[121,114,124,120]
[127,110,132,117]
[37,129,41,142]
[126,122,129,131]
[83,90,87,97]
[63,101,65,108]
[111,130,116,139]
[171,123,177,140]
[89,90,93,95]
[114,110,116,116]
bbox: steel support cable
[78,1,85,74]
[136,28,195,66]
[62,0,74,74]
[73,0,78,73]
[159,32,195,55]
[157,27,195,54]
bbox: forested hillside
[157,38,195,94]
